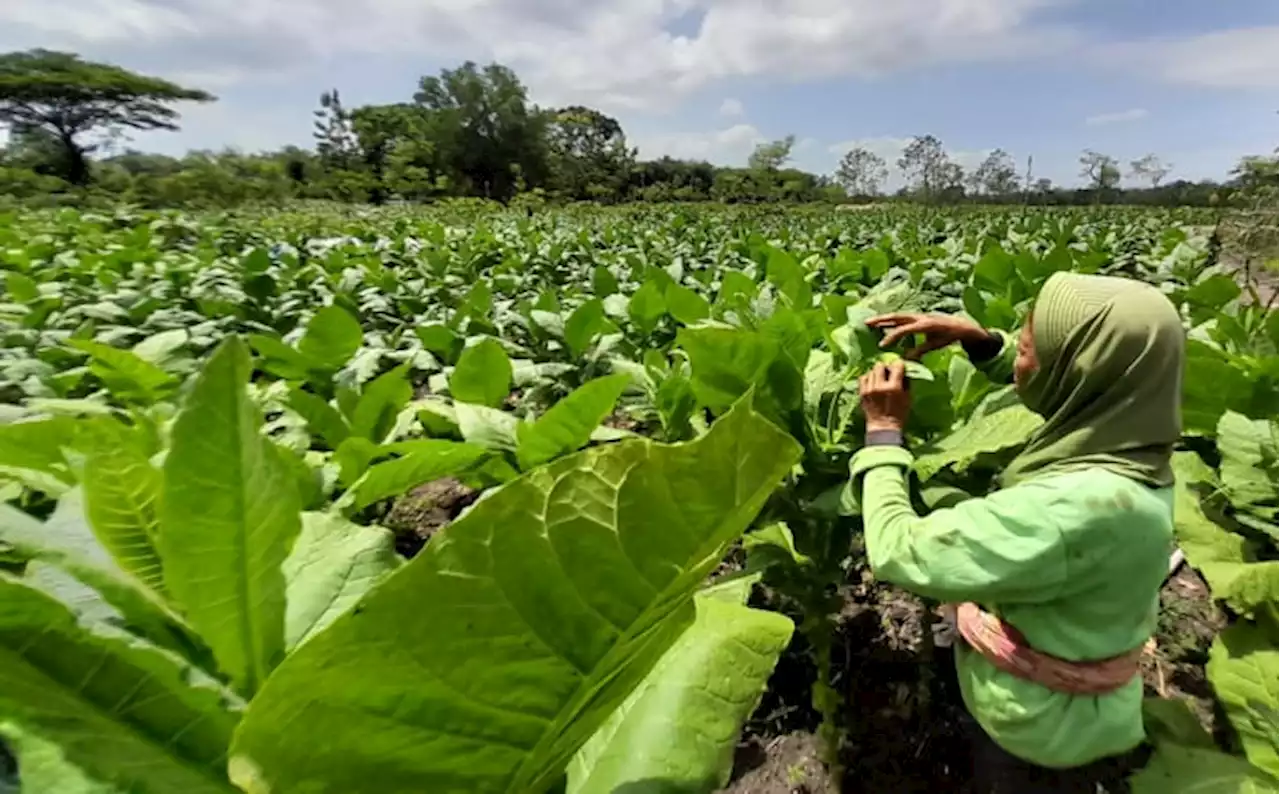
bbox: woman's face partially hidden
[1014,320,1039,389]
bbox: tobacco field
[0,203,1275,793]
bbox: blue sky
[2,0,1275,187]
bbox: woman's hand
[866,313,990,360]
[859,361,911,433]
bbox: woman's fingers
[865,313,917,328]
[879,322,927,348]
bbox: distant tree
[545,106,634,200]
[897,135,953,201]
[938,161,967,201]
[414,61,546,201]
[1079,150,1121,190]
[1032,177,1053,194]
[969,149,1020,195]
[748,135,795,171]
[1229,152,1278,201]
[1129,154,1171,188]
[0,49,213,185]
[313,90,358,171]
[349,103,439,204]
[834,146,887,195]
[103,148,183,176]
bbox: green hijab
[1001,272,1184,488]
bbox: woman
[852,272,1184,793]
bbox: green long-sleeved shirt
[850,343,1175,768]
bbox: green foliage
[0,574,239,793]
[567,591,794,793]
[159,337,302,696]
[450,338,513,407]
[228,400,800,794]
[0,200,1274,794]
[516,374,630,470]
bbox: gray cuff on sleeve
[864,429,904,447]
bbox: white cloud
[1084,108,1148,126]
[1101,27,1278,89]
[633,123,764,165]
[718,97,744,117]
[0,0,1074,111]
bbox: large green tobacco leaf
[678,327,779,412]
[416,324,465,365]
[82,442,165,595]
[1172,453,1275,617]
[349,365,412,443]
[628,280,667,335]
[665,283,711,325]
[516,374,630,470]
[283,512,402,650]
[248,334,311,381]
[1130,744,1273,793]
[0,416,80,483]
[68,340,178,405]
[346,440,490,511]
[1217,412,1279,519]
[0,497,202,662]
[0,575,239,794]
[456,403,522,451]
[451,338,513,407]
[564,299,606,359]
[0,722,121,794]
[566,595,793,794]
[229,400,800,794]
[1208,623,1279,779]
[1182,339,1255,436]
[914,395,1043,481]
[159,337,302,696]
[287,388,350,449]
[297,306,362,371]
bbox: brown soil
[722,559,1218,794]
[603,408,643,433]
[381,477,478,557]
[1142,565,1225,733]
[723,733,834,794]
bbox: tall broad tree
[0,49,213,185]
[545,106,634,201]
[834,146,887,196]
[897,135,954,201]
[748,135,795,171]
[413,61,547,201]
[1129,153,1171,188]
[1079,150,1121,190]
[349,103,445,203]
[968,149,1020,196]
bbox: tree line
[0,49,1274,209]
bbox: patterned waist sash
[949,602,1151,696]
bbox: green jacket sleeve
[850,446,1068,604]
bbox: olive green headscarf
[1001,272,1184,488]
